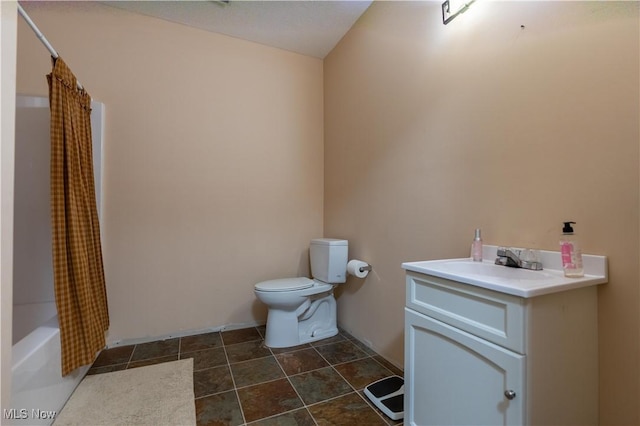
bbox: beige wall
[325,1,639,424]
[16,2,324,343]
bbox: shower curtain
[48,57,109,376]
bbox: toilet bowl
[254,239,348,348]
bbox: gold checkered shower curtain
[48,58,109,376]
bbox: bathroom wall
[324,1,639,424]
[16,2,324,343]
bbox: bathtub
[10,303,89,426]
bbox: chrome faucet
[495,247,543,270]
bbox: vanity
[402,245,607,426]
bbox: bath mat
[53,359,195,426]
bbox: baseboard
[105,321,266,348]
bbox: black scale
[363,375,404,421]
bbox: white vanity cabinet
[404,269,602,426]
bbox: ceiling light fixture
[442,0,475,25]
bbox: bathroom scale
[363,375,404,421]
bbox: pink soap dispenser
[560,221,584,278]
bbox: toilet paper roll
[347,259,370,279]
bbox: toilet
[254,238,348,348]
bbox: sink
[421,259,556,281]
[402,246,608,297]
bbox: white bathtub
[10,303,89,426]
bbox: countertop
[401,245,608,298]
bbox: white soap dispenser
[560,221,584,278]
[471,228,483,262]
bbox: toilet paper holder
[359,264,372,273]
[347,259,372,278]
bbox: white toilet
[254,238,348,348]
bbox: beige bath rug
[53,359,196,426]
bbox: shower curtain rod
[17,2,84,91]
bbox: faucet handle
[521,249,544,270]
[520,249,540,263]
[522,260,544,270]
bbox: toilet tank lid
[255,277,314,291]
[311,238,348,246]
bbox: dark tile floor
[89,326,404,426]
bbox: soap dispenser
[471,228,483,262]
[560,221,584,278]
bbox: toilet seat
[255,277,315,292]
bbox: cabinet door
[405,308,525,426]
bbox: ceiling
[103,1,373,59]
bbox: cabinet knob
[504,390,516,400]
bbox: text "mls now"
[3,408,57,420]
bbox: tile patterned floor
[89,326,404,426]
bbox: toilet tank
[310,238,348,284]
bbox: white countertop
[401,245,608,298]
